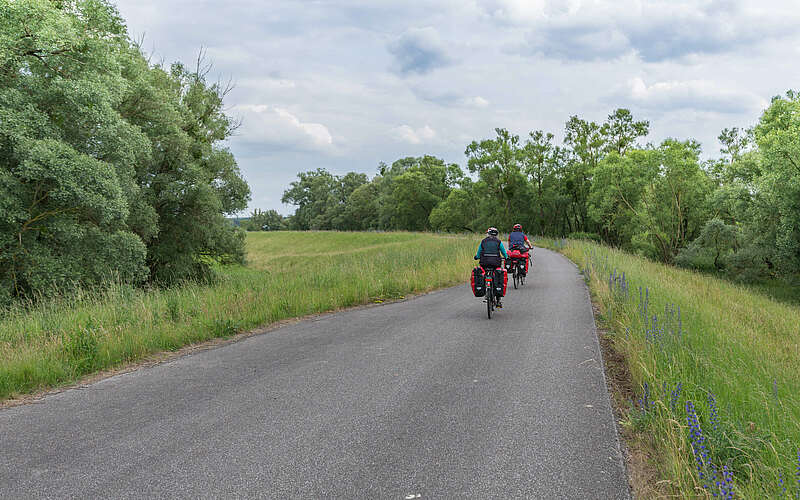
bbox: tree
[750,91,800,275]
[601,108,649,156]
[384,156,460,231]
[632,140,712,262]
[465,128,525,228]
[588,149,660,247]
[343,182,380,230]
[281,168,339,230]
[520,130,567,235]
[0,0,250,304]
[675,218,738,270]
[429,184,478,232]
[563,116,605,233]
[245,209,284,231]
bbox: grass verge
[540,238,800,498]
[0,231,479,402]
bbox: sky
[114,0,800,215]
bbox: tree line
[1,0,250,306]
[277,103,800,281]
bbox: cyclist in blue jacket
[474,227,507,307]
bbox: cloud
[464,96,490,108]
[233,105,334,152]
[493,0,800,62]
[392,124,437,144]
[621,77,766,114]
[411,87,490,108]
[387,27,452,75]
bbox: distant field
[0,232,478,401]
[547,238,800,498]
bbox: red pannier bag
[509,249,530,273]
[470,266,486,297]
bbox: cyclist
[508,223,532,275]
[474,227,507,308]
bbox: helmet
[513,224,522,231]
[487,227,499,236]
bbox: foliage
[0,0,249,305]
[244,209,285,231]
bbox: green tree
[588,149,660,247]
[465,128,525,228]
[632,140,712,262]
[343,182,380,230]
[675,218,738,270]
[601,108,649,156]
[0,0,250,304]
[750,91,800,275]
[428,183,478,232]
[281,168,339,230]
[563,116,605,233]
[245,209,285,231]
[383,156,460,231]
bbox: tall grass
[556,239,800,498]
[0,231,479,401]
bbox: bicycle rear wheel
[513,267,519,289]
[486,285,493,319]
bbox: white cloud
[392,125,437,144]
[463,96,490,108]
[624,77,766,114]
[234,105,333,151]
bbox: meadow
[545,238,800,498]
[0,232,478,401]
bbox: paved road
[0,248,629,499]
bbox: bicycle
[482,266,504,319]
[508,247,529,289]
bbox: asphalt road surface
[0,247,630,499]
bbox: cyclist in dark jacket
[508,223,533,275]
[475,227,507,307]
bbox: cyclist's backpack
[470,267,486,297]
[494,268,508,297]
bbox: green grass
[0,231,479,401]
[553,239,800,498]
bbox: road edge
[0,286,458,410]
[541,246,634,499]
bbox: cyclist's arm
[499,242,508,259]
[524,235,533,249]
[474,243,482,260]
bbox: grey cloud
[411,87,489,108]
[509,0,800,63]
[387,27,452,75]
[529,23,630,62]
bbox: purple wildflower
[708,393,719,432]
[670,382,683,412]
[720,465,734,499]
[796,449,799,498]
[686,400,709,480]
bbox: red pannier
[508,248,530,273]
[470,266,486,297]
